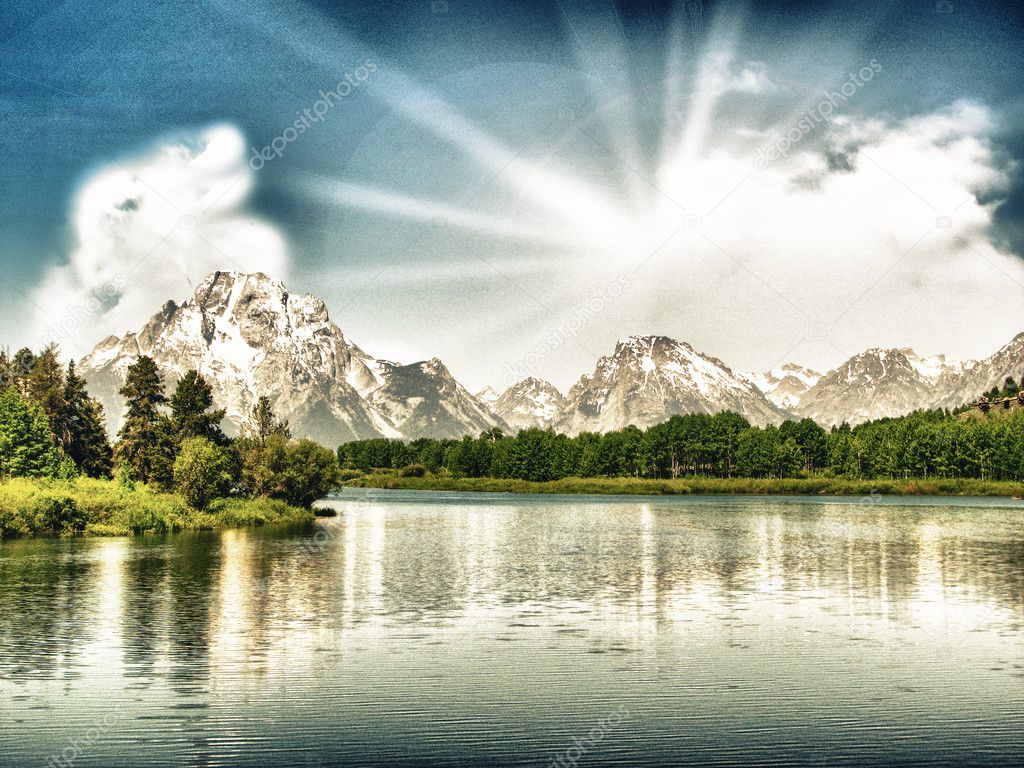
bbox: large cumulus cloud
[31,124,288,356]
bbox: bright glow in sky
[3,0,1024,391]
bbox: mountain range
[79,271,1024,441]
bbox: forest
[0,346,341,537]
[339,398,1024,483]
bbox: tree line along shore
[5,343,1024,541]
[343,472,1024,497]
[337,390,1024,496]
[0,346,341,539]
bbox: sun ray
[210,0,637,246]
[659,4,747,205]
[557,0,648,208]
[303,178,587,249]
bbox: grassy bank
[344,471,1024,498]
[0,477,315,539]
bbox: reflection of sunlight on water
[343,505,357,625]
[210,529,251,665]
[362,503,387,617]
[462,503,502,621]
[914,521,947,633]
[636,504,657,638]
[4,495,1024,767]
[85,539,126,662]
[752,514,784,595]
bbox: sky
[1,0,1024,392]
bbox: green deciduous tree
[174,437,236,509]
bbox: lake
[2,489,1023,766]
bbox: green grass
[0,477,315,539]
[344,472,1024,498]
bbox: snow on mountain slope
[368,359,506,439]
[475,386,499,409]
[78,271,1024,439]
[932,334,1024,410]
[556,335,785,434]
[79,271,501,443]
[745,364,823,410]
[493,378,564,431]
[794,348,963,426]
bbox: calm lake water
[2,490,1023,767]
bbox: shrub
[208,497,312,527]
[281,439,341,507]
[400,463,427,478]
[36,492,86,534]
[173,437,235,510]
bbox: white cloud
[629,100,1024,371]
[30,124,288,356]
[726,62,777,95]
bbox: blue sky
[2,0,1023,390]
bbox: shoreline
[0,477,316,540]
[344,474,1024,498]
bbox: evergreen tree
[63,361,114,478]
[115,356,175,487]
[10,348,35,395]
[239,397,288,444]
[242,395,290,445]
[0,387,61,478]
[26,344,70,451]
[170,370,227,444]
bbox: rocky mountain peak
[556,335,784,434]
[475,386,500,407]
[79,271,504,443]
[746,363,823,410]
[493,378,565,431]
[76,271,1024,440]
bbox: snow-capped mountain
[794,348,964,426]
[77,271,1024,440]
[932,334,1022,410]
[368,359,505,439]
[745,364,823,410]
[555,335,786,434]
[79,272,504,443]
[492,378,564,431]
[475,386,500,409]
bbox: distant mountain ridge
[743,364,823,410]
[555,335,786,433]
[78,271,1024,441]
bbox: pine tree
[170,370,227,444]
[26,344,70,451]
[10,348,35,397]
[242,396,290,446]
[0,386,61,478]
[63,361,114,478]
[115,356,175,487]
